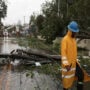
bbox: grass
[23,62,61,82]
[17,37,59,54]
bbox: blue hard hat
[67,21,79,32]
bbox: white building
[77,39,90,50]
[77,39,90,56]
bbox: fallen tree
[0,49,61,65]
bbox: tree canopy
[0,0,7,20]
[33,0,90,43]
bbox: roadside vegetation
[17,37,60,55]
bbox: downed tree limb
[0,53,61,62]
[21,60,52,65]
[0,54,55,65]
[0,54,35,60]
[0,49,61,65]
[17,49,61,61]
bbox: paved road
[0,64,63,90]
[0,37,62,90]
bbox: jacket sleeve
[61,39,69,67]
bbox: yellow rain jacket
[61,30,90,89]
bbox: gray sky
[2,0,51,25]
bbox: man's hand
[65,64,72,71]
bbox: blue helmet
[67,21,79,32]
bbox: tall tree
[29,13,38,38]
[0,0,7,21]
[36,15,44,33]
[0,0,7,29]
[38,0,90,43]
[41,0,65,43]
[29,13,36,25]
[68,0,90,30]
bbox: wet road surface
[0,37,62,90]
[0,37,21,54]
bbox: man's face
[71,32,77,38]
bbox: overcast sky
[2,0,51,25]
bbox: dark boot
[63,88,68,90]
[77,82,84,90]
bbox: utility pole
[24,16,25,26]
[66,0,74,17]
[0,1,2,30]
[58,0,60,17]
[66,1,69,17]
[57,0,63,18]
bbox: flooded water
[0,37,21,54]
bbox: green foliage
[29,13,36,25]
[0,0,7,19]
[68,0,90,30]
[17,37,59,54]
[36,15,44,32]
[53,43,60,53]
[36,63,61,76]
[37,0,90,44]
[26,71,34,78]
[29,13,38,38]
[41,0,65,43]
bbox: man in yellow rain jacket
[61,21,90,90]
